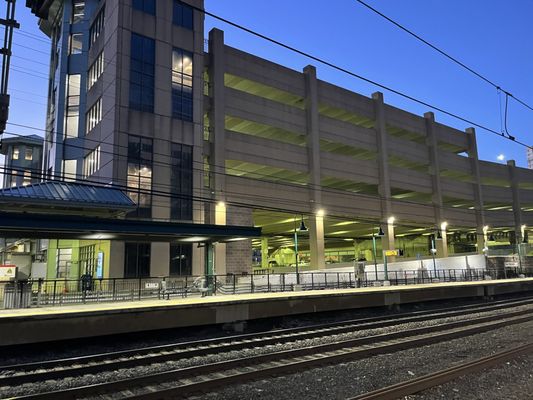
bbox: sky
[5,0,533,168]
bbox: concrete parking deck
[2,278,533,346]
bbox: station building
[23,0,533,279]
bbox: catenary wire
[354,0,533,116]
[182,1,531,149]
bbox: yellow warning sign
[0,265,17,281]
[384,250,398,256]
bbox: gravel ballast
[2,302,533,398]
[201,320,533,400]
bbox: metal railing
[0,267,530,309]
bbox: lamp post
[294,215,307,285]
[372,227,385,280]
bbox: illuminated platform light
[387,216,395,224]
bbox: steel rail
[349,342,533,400]
[10,308,533,399]
[2,296,533,386]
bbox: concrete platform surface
[1,278,533,346]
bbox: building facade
[0,134,43,188]
[528,146,533,169]
[27,0,533,279]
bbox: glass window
[130,34,155,112]
[124,243,151,278]
[170,143,193,220]
[10,170,17,187]
[69,33,83,54]
[56,248,73,278]
[172,48,193,121]
[89,6,105,48]
[132,0,156,15]
[65,74,81,138]
[12,146,19,160]
[173,1,193,29]
[127,135,153,217]
[22,171,31,186]
[170,244,192,276]
[83,146,100,178]
[25,147,33,161]
[62,159,77,182]
[88,51,104,90]
[86,98,102,133]
[72,1,85,24]
[80,245,96,276]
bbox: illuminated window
[72,1,85,24]
[89,6,105,48]
[88,52,104,90]
[23,171,31,186]
[12,146,19,160]
[10,170,17,187]
[127,135,152,217]
[86,98,102,133]
[172,48,193,121]
[62,159,77,182]
[65,74,80,138]
[83,146,100,178]
[56,248,73,279]
[25,147,33,161]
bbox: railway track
[1,295,533,386]
[2,296,533,399]
[350,342,533,400]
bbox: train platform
[2,278,533,346]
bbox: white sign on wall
[0,265,17,281]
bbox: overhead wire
[354,0,531,141]
[182,1,531,149]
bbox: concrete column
[209,29,228,276]
[466,128,486,254]
[303,65,322,206]
[208,28,226,211]
[373,92,393,244]
[436,223,449,258]
[191,15,207,275]
[507,160,523,243]
[214,201,227,275]
[150,243,169,277]
[303,66,325,269]
[425,112,445,236]
[261,237,269,270]
[309,214,325,270]
[384,221,395,252]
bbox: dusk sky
[6,0,533,167]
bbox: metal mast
[0,0,20,146]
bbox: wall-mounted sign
[96,252,104,279]
[0,265,17,281]
[384,250,398,256]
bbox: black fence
[0,267,530,309]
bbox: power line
[186,1,531,149]
[2,127,519,226]
[0,164,514,236]
[354,0,533,122]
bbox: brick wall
[226,206,253,274]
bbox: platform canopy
[0,181,139,218]
[0,211,261,243]
[0,181,260,242]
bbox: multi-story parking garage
[22,0,532,279]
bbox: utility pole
[0,0,20,145]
